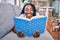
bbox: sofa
[0,3,21,39]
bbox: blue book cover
[14,16,47,37]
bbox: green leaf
[22,0,25,3]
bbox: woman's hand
[17,30,25,37]
[33,30,40,38]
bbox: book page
[15,15,46,21]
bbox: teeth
[27,14,31,16]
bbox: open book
[14,16,47,37]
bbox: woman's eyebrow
[25,8,33,10]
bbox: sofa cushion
[0,3,20,38]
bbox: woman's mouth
[27,14,31,16]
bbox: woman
[13,3,40,38]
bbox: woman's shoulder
[36,12,40,16]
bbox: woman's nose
[27,10,31,13]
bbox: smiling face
[24,5,34,19]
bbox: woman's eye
[25,9,28,11]
[25,9,33,11]
[25,8,33,11]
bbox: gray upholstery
[0,3,20,38]
[1,29,54,40]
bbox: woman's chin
[26,17,31,19]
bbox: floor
[1,29,54,40]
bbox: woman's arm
[12,26,16,33]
